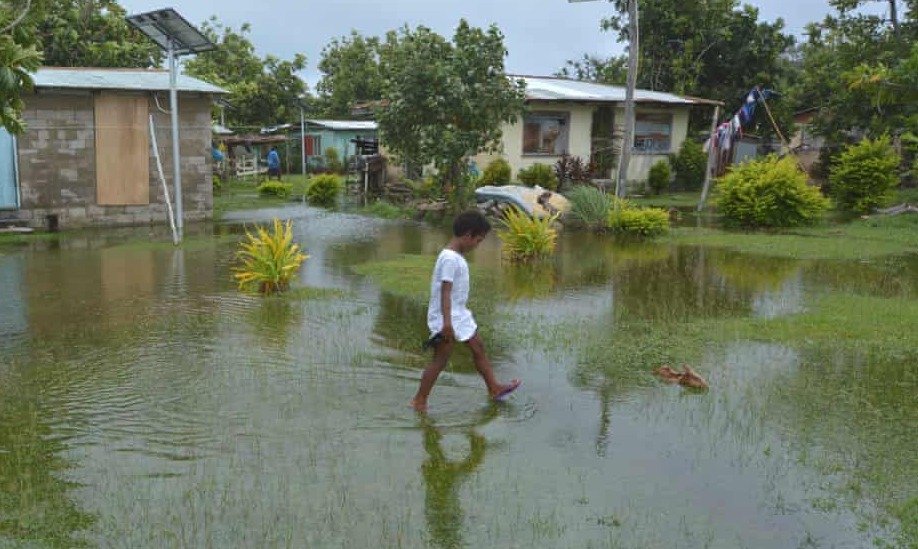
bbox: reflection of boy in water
[422,421,486,549]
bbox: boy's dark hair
[453,210,491,237]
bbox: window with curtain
[634,113,673,153]
[522,112,569,155]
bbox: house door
[0,128,19,209]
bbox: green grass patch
[104,233,240,252]
[630,191,700,209]
[669,214,918,260]
[357,200,415,220]
[0,231,62,248]
[277,286,348,300]
[213,175,311,219]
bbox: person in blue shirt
[266,146,281,181]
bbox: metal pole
[697,105,721,212]
[149,114,179,245]
[300,107,306,180]
[168,40,183,241]
[615,0,639,198]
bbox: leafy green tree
[791,1,916,144]
[583,0,793,114]
[376,21,525,201]
[316,31,383,118]
[556,54,627,85]
[185,17,309,130]
[36,0,162,68]
[0,0,43,133]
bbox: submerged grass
[669,214,918,260]
[630,191,701,209]
[357,200,415,220]
[214,175,311,219]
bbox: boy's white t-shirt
[427,248,477,342]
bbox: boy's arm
[440,280,454,341]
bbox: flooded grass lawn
[0,205,915,547]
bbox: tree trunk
[615,0,639,198]
[889,0,898,31]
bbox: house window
[634,113,672,153]
[523,112,569,155]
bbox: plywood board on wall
[95,93,150,205]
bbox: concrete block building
[0,67,225,229]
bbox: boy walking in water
[411,211,521,412]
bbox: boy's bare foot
[410,398,428,413]
[491,379,522,401]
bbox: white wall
[474,101,692,187]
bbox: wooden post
[615,0,639,198]
[697,105,720,212]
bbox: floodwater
[0,205,915,548]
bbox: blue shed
[300,119,378,163]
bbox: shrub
[478,158,512,186]
[829,136,901,213]
[324,146,344,174]
[517,163,559,191]
[671,139,707,190]
[565,185,612,231]
[232,218,308,295]
[257,181,293,199]
[715,155,830,228]
[360,200,410,219]
[607,199,670,237]
[497,207,559,261]
[305,174,344,206]
[554,154,593,188]
[213,174,223,191]
[647,160,672,195]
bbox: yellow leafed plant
[232,218,308,294]
[496,207,559,262]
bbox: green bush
[360,200,410,219]
[478,158,512,186]
[565,185,611,231]
[517,163,559,191]
[647,160,672,195]
[257,181,293,199]
[671,139,707,190]
[305,174,343,206]
[324,147,344,174]
[715,155,830,228]
[212,174,223,191]
[607,199,670,237]
[829,136,901,213]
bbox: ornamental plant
[478,158,512,186]
[565,185,612,231]
[257,181,293,199]
[516,163,559,191]
[829,136,900,213]
[647,160,672,195]
[305,174,344,206]
[670,139,707,190]
[497,207,559,262]
[607,199,670,237]
[233,218,308,295]
[715,155,829,228]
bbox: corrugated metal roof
[307,119,378,131]
[33,67,226,94]
[518,76,702,105]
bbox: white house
[473,76,721,187]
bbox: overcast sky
[119,0,888,90]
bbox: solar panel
[126,8,214,56]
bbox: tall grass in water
[565,185,611,231]
[232,218,308,294]
[497,207,559,262]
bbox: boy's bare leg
[411,339,454,412]
[466,333,520,399]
